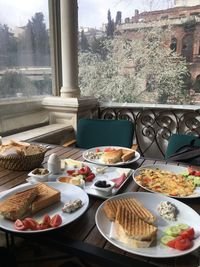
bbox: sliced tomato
[66,170,76,175]
[50,214,62,228]
[37,222,49,230]
[188,167,196,175]
[180,228,195,240]
[85,173,95,182]
[174,237,192,251]
[78,166,91,175]
[14,219,26,230]
[42,214,51,226]
[95,148,100,153]
[166,239,176,248]
[166,236,182,248]
[194,171,200,176]
[23,217,38,230]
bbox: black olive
[94,180,111,188]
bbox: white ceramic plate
[82,146,140,166]
[54,159,133,199]
[133,164,200,199]
[95,192,200,258]
[0,182,89,233]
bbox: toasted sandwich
[115,206,157,248]
[101,149,123,164]
[103,197,156,224]
[121,149,135,162]
[31,183,61,214]
[0,187,38,221]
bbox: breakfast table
[0,144,200,267]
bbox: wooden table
[0,145,200,267]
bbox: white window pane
[0,0,52,98]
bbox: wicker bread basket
[0,145,47,171]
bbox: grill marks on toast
[31,183,61,214]
[103,197,155,223]
[0,187,38,221]
[116,205,157,241]
[0,183,61,221]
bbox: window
[78,0,199,105]
[170,37,177,52]
[182,34,193,62]
[0,0,52,99]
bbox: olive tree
[78,27,190,104]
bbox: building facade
[117,4,200,83]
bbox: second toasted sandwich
[115,206,157,248]
[103,197,156,224]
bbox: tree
[106,9,115,37]
[0,24,17,68]
[0,71,37,98]
[115,11,122,25]
[79,27,190,104]
[80,30,89,51]
[19,12,50,66]
[90,37,108,60]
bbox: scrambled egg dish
[135,168,195,197]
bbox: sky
[0,0,173,30]
[0,0,49,29]
[78,0,173,28]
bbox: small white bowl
[92,180,115,195]
[28,168,49,182]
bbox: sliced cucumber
[181,171,189,177]
[164,226,181,237]
[160,235,175,245]
[194,177,200,186]
[175,223,189,230]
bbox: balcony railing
[98,102,200,159]
[1,99,200,160]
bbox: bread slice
[121,149,135,162]
[115,206,157,248]
[0,187,38,221]
[103,197,156,224]
[101,149,123,164]
[31,183,61,214]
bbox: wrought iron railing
[98,103,200,159]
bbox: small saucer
[26,177,39,184]
[91,180,115,196]
[28,168,49,182]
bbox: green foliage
[79,27,191,104]
[115,11,122,25]
[19,12,50,66]
[193,79,200,92]
[90,37,108,60]
[0,24,18,68]
[106,9,115,37]
[80,30,89,51]
[183,18,196,31]
[0,71,37,97]
[32,74,52,95]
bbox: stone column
[60,0,80,98]
[42,0,98,131]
